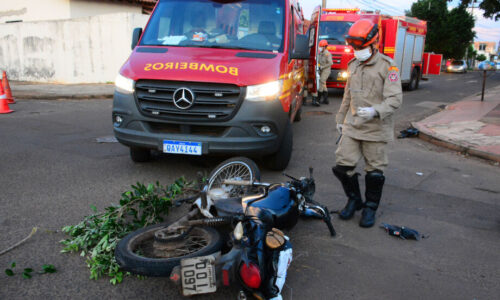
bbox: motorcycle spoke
[133,232,210,259]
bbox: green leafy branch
[60,178,194,284]
[5,262,56,279]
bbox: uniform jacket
[318,49,333,77]
[336,51,402,142]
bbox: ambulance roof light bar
[322,8,360,14]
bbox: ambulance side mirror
[131,27,143,50]
[290,34,309,60]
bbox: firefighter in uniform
[312,40,333,106]
[333,19,402,227]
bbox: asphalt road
[1,71,499,299]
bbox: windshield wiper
[203,45,266,51]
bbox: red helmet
[345,19,379,49]
[319,40,328,47]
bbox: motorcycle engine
[208,188,229,201]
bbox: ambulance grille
[135,80,243,122]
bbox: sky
[301,0,500,49]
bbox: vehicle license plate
[181,255,217,296]
[163,140,202,155]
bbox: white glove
[336,123,343,134]
[357,107,377,120]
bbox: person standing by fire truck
[312,40,333,106]
[332,19,402,227]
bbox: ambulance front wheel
[130,147,151,162]
[263,122,293,171]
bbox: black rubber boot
[332,166,363,220]
[321,91,329,104]
[360,171,385,228]
[312,96,320,107]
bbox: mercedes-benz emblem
[172,87,195,110]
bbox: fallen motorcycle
[115,157,335,299]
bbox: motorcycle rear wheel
[115,224,223,277]
[208,157,261,197]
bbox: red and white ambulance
[113,0,314,170]
[307,8,441,93]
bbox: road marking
[466,80,478,83]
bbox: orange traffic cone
[0,84,14,114]
[1,71,15,104]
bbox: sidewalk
[413,84,500,163]
[10,81,114,100]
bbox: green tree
[407,0,475,59]
[447,6,476,59]
[466,44,477,62]
[453,0,500,20]
[476,53,487,61]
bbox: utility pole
[322,0,327,9]
[465,0,479,67]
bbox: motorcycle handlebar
[222,179,271,188]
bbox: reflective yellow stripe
[279,91,291,100]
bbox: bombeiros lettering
[144,62,238,76]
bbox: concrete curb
[414,125,500,163]
[14,94,113,100]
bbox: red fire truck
[307,8,441,93]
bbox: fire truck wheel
[263,122,293,171]
[407,68,419,91]
[130,147,151,162]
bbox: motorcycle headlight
[234,222,244,241]
[245,80,283,101]
[115,73,135,94]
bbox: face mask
[354,47,372,61]
[319,47,325,52]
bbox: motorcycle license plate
[180,255,217,296]
[163,140,202,156]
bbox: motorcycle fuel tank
[244,185,299,230]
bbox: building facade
[473,41,497,61]
[0,0,157,83]
[0,0,156,23]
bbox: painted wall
[0,0,70,23]
[69,0,141,19]
[0,0,142,23]
[0,13,149,83]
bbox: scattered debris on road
[398,126,419,139]
[95,136,118,143]
[380,223,424,240]
[0,227,37,256]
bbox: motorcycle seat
[214,197,243,216]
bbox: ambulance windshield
[318,21,354,45]
[141,0,285,52]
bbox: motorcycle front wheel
[208,157,261,197]
[115,223,223,277]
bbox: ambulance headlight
[115,73,135,94]
[245,80,283,101]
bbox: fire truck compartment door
[425,53,442,75]
[401,34,415,81]
[307,5,321,94]
[413,36,424,63]
[394,28,406,78]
